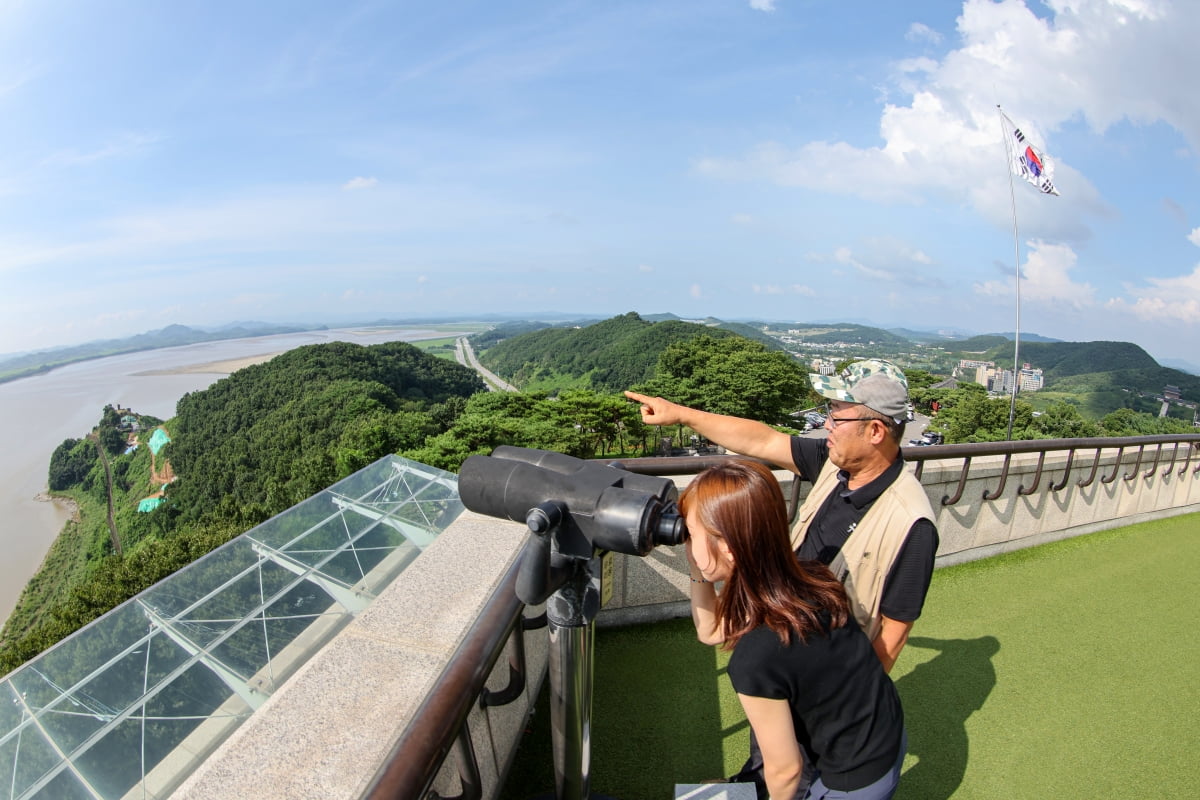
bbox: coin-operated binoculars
[458,447,686,800]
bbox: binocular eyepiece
[458,446,686,557]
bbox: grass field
[410,336,463,361]
[501,512,1200,798]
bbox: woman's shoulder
[728,625,788,690]
[730,624,784,665]
[733,623,816,663]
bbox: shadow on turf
[895,635,1000,800]
[500,626,1001,799]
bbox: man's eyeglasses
[823,403,874,429]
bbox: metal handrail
[363,558,525,800]
[901,434,1200,506]
[613,434,1200,509]
[368,432,1200,798]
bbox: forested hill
[475,312,737,392]
[977,339,1197,396]
[166,340,484,525]
[989,340,1155,376]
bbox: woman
[681,459,905,800]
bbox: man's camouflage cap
[809,359,909,422]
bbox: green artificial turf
[500,512,1200,799]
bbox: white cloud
[1189,227,1200,247]
[637,263,654,273]
[1106,263,1200,323]
[342,176,379,190]
[973,239,1096,308]
[833,246,897,282]
[895,56,939,76]
[905,22,943,44]
[748,0,777,12]
[690,283,702,298]
[1021,239,1096,307]
[861,235,934,266]
[697,0,1200,239]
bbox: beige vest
[790,459,934,641]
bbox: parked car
[909,430,944,446]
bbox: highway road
[455,337,518,392]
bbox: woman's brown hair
[679,459,850,649]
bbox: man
[625,359,938,672]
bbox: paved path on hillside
[455,337,518,392]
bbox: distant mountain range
[0,322,320,383]
[4,313,1197,385]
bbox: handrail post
[1078,447,1103,488]
[1124,445,1146,482]
[1050,449,1076,492]
[1178,443,1194,476]
[941,457,972,506]
[429,723,482,800]
[1160,443,1179,478]
[479,619,529,710]
[1018,451,1046,496]
[982,454,1011,501]
[1142,444,1163,479]
[787,474,803,525]
[1101,447,1125,484]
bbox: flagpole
[998,105,1022,441]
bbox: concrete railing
[176,435,1200,800]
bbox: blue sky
[2,0,1198,366]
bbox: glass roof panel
[0,454,462,798]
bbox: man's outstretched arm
[624,391,796,471]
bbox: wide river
[0,327,447,624]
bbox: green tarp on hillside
[137,497,164,513]
[147,428,171,455]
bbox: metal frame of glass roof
[0,455,463,800]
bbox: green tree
[1032,403,1100,439]
[48,438,95,490]
[904,369,939,391]
[1099,407,1194,436]
[932,393,1034,443]
[99,424,126,455]
[636,335,809,424]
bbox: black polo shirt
[789,437,938,622]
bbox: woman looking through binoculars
[680,459,906,800]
